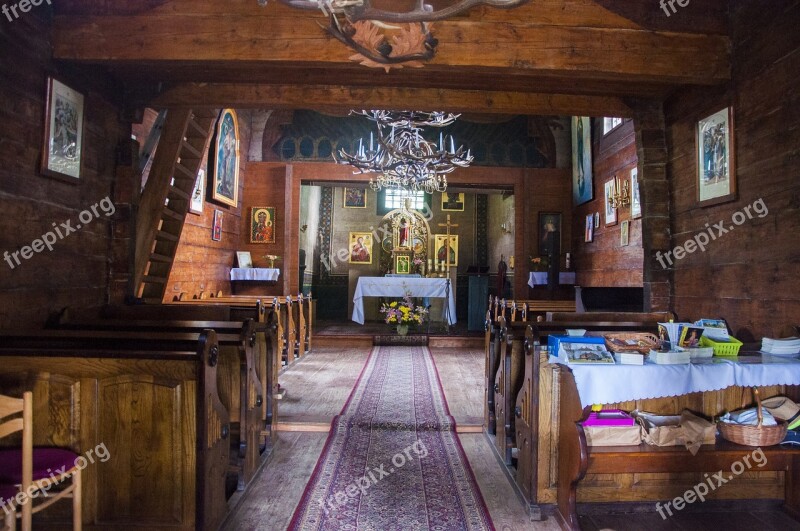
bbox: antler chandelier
[334,110,473,193]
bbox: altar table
[230,268,280,281]
[528,271,576,287]
[352,277,457,325]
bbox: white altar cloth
[352,277,457,325]
[552,355,800,408]
[230,268,280,281]
[528,272,576,287]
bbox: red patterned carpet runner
[288,346,495,531]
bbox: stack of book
[761,337,800,356]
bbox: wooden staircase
[134,109,219,303]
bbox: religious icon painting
[697,107,736,207]
[212,210,223,242]
[250,206,276,243]
[395,255,411,275]
[343,187,367,208]
[433,234,458,266]
[584,214,594,243]
[620,220,630,247]
[538,212,561,257]
[349,232,373,264]
[441,192,465,211]
[41,76,85,182]
[189,169,205,215]
[630,168,642,219]
[212,109,240,207]
[572,116,593,205]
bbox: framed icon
[604,179,618,226]
[630,168,642,219]
[189,169,205,214]
[41,76,85,182]
[343,187,367,208]
[538,212,561,256]
[250,206,276,244]
[395,255,411,274]
[349,232,373,264]
[211,210,223,241]
[572,116,593,205]
[697,106,736,207]
[433,234,458,266]
[584,214,594,243]
[211,109,240,207]
[441,192,465,211]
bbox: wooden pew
[0,329,229,531]
[50,316,270,491]
[493,317,527,465]
[490,297,577,323]
[484,309,502,435]
[99,303,280,445]
[556,366,800,530]
[547,311,676,323]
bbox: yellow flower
[390,302,397,308]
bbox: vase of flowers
[530,255,549,272]
[263,254,282,268]
[380,292,428,335]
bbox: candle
[369,132,374,152]
[439,132,444,151]
[450,136,455,154]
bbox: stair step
[186,118,209,137]
[156,230,179,242]
[167,186,190,200]
[161,208,184,221]
[180,140,202,159]
[174,163,197,180]
[149,252,173,263]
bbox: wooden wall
[665,1,800,339]
[164,111,251,301]
[0,12,128,328]
[573,119,644,288]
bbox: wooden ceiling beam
[143,83,634,117]
[52,13,730,86]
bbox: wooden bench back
[547,311,675,323]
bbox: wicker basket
[718,388,788,446]
[604,333,661,355]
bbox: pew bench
[489,296,577,323]
[556,366,800,530]
[0,329,229,531]
[49,317,275,490]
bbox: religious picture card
[572,116,593,205]
[343,187,367,208]
[236,251,253,268]
[604,179,618,225]
[441,192,465,211]
[250,206,276,244]
[349,232,373,264]
[212,108,240,207]
[620,220,630,247]
[630,167,642,219]
[395,255,411,275]
[41,76,84,182]
[584,214,594,243]
[697,107,736,207]
[189,169,205,214]
[211,210,223,241]
[434,234,458,266]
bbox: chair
[0,392,82,531]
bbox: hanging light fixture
[334,110,473,193]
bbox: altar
[230,267,280,294]
[527,271,576,287]
[352,277,457,325]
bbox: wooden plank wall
[0,12,128,328]
[573,120,644,288]
[162,111,252,301]
[664,1,800,340]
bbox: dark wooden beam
[144,83,634,117]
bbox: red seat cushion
[0,448,79,484]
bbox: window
[603,117,623,135]
[379,189,426,214]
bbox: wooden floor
[222,346,800,531]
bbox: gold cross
[437,214,459,276]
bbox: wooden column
[632,100,672,312]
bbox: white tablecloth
[352,277,457,325]
[528,272,576,287]
[230,268,280,281]
[553,355,800,408]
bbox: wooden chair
[0,392,82,531]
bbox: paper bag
[633,410,716,451]
[583,425,642,446]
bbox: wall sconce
[609,175,630,210]
[500,222,513,234]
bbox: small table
[352,277,457,325]
[230,268,280,295]
[528,271,576,287]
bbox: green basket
[700,335,743,356]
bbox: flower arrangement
[413,257,424,274]
[263,254,282,268]
[530,255,549,272]
[380,292,428,326]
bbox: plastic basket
[700,335,743,356]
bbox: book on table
[562,343,615,364]
[614,352,645,365]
